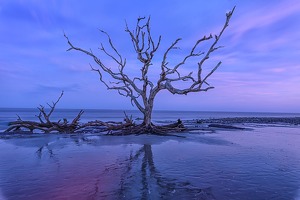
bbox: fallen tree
[4,92,84,133]
[4,93,184,135]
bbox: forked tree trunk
[143,107,153,127]
[142,97,154,128]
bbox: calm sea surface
[0,109,300,199]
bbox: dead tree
[5,92,84,133]
[4,93,136,134]
[64,7,235,133]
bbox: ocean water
[1,108,300,131]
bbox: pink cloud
[266,68,286,73]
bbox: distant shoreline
[193,117,300,125]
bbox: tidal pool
[0,126,299,200]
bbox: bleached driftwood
[5,92,84,133]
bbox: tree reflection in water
[33,136,216,199]
[115,144,216,200]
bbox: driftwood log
[5,92,84,133]
[81,112,136,133]
[4,93,185,135]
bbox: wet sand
[0,123,300,199]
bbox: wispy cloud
[230,0,300,39]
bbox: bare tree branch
[153,6,235,96]
[36,91,64,125]
[64,7,235,129]
[5,92,85,133]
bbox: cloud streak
[230,0,300,39]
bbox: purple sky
[0,0,300,113]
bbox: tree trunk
[143,106,153,128]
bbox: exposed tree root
[106,119,186,137]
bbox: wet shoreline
[0,116,300,199]
[0,123,300,199]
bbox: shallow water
[0,126,300,199]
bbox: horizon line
[0,107,300,115]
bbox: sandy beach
[0,120,300,200]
